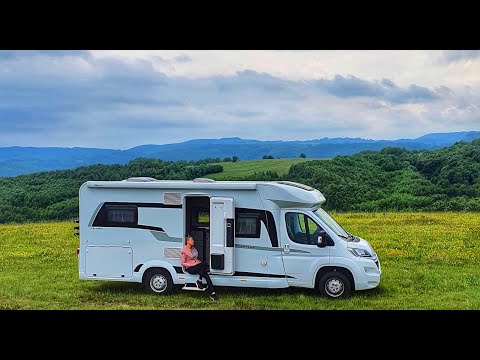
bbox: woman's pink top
[180,245,201,268]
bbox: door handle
[284,243,290,254]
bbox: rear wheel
[143,268,173,295]
[318,271,351,299]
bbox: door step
[182,283,207,291]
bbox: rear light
[76,248,80,256]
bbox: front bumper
[354,256,381,291]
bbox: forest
[248,139,480,212]
[0,139,479,223]
[0,158,222,223]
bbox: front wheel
[143,268,173,295]
[318,271,351,299]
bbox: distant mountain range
[0,131,479,177]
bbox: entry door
[210,197,235,275]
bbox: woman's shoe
[196,280,207,290]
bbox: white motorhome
[77,178,381,298]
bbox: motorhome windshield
[313,208,349,239]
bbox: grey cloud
[386,84,440,104]
[435,86,453,97]
[215,70,292,93]
[227,110,263,117]
[0,50,91,60]
[127,118,203,130]
[151,54,192,67]
[96,58,167,86]
[87,93,184,108]
[440,50,480,64]
[314,75,442,104]
[316,75,384,98]
[0,108,65,134]
[380,78,397,88]
[174,54,192,63]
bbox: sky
[0,50,479,149]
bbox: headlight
[347,248,372,257]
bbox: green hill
[0,158,223,224]
[0,139,479,224]
[205,158,319,180]
[287,139,480,211]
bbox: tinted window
[285,212,323,245]
[236,213,261,238]
[106,206,136,224]
[93,204,138,227]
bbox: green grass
[205,158,322,180]
[1,212,479,309]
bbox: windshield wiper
[338,234,349,239]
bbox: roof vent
[125,177,158,182]
[193,178,215,183]
[277,181,314,191]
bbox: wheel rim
[325,277,345,297]
[150,274,168,293]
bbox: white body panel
[85,246,133,279]
[78,180,381,294]
[138,207,183,236]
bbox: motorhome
[77,178,381,298]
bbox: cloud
[227,110,264,118]
[213,70,293,94]
[439,50,480,64]
[380,78,397,88]
[386,84,441,104]
[174,54,192,63]
[314,75,443,104]
[0,51,478,148]
[0,50,91,60]
[316,75,384,97]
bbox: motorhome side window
[285,212,323,245]
[93,204,138,226]
[236,213,261,238]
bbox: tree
[300,153,306,158]
[232,156,239,162]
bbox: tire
[143,268,173,295]
[318,271,351,299]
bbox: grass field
[1,212,479,310]
[205,158,322,180]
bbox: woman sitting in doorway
[180,235,218,301]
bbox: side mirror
[317,230,327,248]
[316,230,333,247]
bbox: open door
[209,197,234,275]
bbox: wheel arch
[139,261,179,284]
[314,266,355,291]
